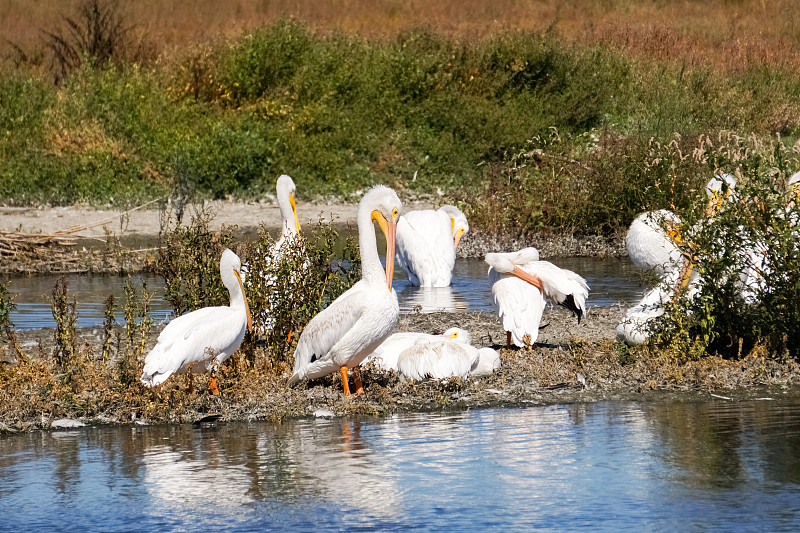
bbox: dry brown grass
[4,0,800,71]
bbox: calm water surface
[4,257,645,330]
[1,401,799,532]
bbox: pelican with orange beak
[141,249,252,393]
[395,204,468,287]
[485,247,589,349]
[288,185,402,395]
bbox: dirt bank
[3,306,798,432]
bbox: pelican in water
[485,247,589,348]
[288,186,401,396]
[395,204,469,287]
[141,249,252,392]
[249,174,305,336]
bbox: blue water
[4,257,646,330]
[1,401,799,532]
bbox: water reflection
[2,401,800,531]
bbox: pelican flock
[395,204,469,287]
[135,163,780,398]
[288,185,402,395]
[141,249,252,392]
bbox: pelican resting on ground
[141,249,252,392]
[396,328,479,380]
[395,205,469,287]
[485,248,589,349]
[288,186,401,396]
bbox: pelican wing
[397,341,477,380]
[141,306,247,386]
[289,283,368,382]
[526,261,589,321]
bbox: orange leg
[209,376,220,396]
[353,366,364,395]
[340,366,352,396]
[287,329,294,343]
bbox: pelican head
[277,174,301,235]
[362,185,402,290]
[221,248,252,332]
[440,205,469,250]
[443,327,472,345]
[789,172,800,204]
[705,173,737,217]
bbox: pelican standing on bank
[141,249,252,392]
[288,186,402,395]
[249,174,305,335]
[395,204,469,287]
[485,247,589,348]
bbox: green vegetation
[3,17,800,235]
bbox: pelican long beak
[454,229,464,250]
[372,210,397,291]
[510,266,544,291]
[234,270,253,332]
[290,192,301,233]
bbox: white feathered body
[472,348,502,377]
[397,340,479,380]
[395,209,456,287]
[141,306,248,386]
[364,331,445,371]
[141,249,250,387]
[288,279,399,383]
[488,254,589,348]
[626,209,683,274]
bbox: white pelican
[396,329,479,381]
[625,209,683,275]
[485,247,589,348]
[395,204,468,287]
[365,326,470,371]
[249,174,304,336]
[141,249,252,392]
[288,185,401,396]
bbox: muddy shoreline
[3,307,799,433]
[2,203,798,433]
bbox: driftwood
[0,198,162,258]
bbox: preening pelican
[395,205,469,287]
[141,249,252,392]
[288,186,401,396]
[273,174,302,248]
[485,247,589,348]
[625,209,683,275]
[365,326,470,371]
